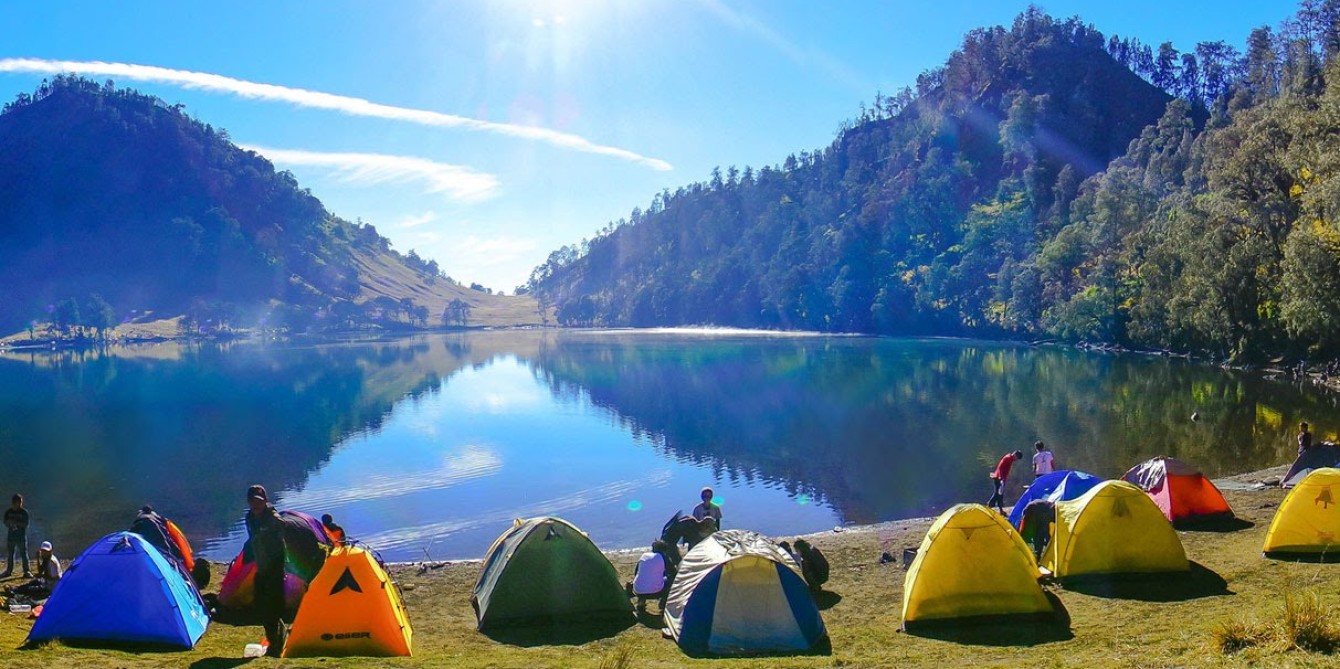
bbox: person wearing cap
[245,484,287,656]
[8,541,60,599]
[34,541,60,584]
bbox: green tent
[471,517,633,631]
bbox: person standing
[245,484,286,656]
[1032,441,1055,478]
[1299,422,1314,455]
[987,451,1024,514]
[3,493,31,578]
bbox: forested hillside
[528,3,1340,362]
[0,76,538,335]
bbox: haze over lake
[0,331,1327,562]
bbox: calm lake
[0,331,1332,562]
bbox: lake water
[0,331,1333,562]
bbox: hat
[247,484,268,502]
[40,541,52,552]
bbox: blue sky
[0,0,1302,293]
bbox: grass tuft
[1212,618,1271,654]
[597,642,636,669]
[1279,590,1340,653]
[1215,590,1340,655]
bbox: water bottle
[9,604,31,614]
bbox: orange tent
[1122,456,1233,525]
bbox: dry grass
[1212,589,1340,655]
[1280,590,1340,653]
[598,641,637,669]
[1213,617,1273,654]
[2,479,1340,667]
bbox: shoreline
[384,462,1298,569]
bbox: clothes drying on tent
[217,509,333,611]
[1008,470,1102,529]
[129,507,208,589]
[1282,445,1340,488]
[283,545,412,657]
[1044,480,1189,579]
[1263,467,1340,556]
[901,504,1052,628]
[27,532,209,648]
[663,529,826,655]
[471,517,632,631]
[1122,456,1233,525]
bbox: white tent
[663,530,826,655]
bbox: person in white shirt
[1032,441,1055,477]
[630,540,677,612]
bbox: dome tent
[1264,467,1340,558]
[902,504,1052,628]
[283,545,412,657]
[664,529,827,655]
[1122,456,1233,525]
[1008,470,1102,529]
[27,532,210,648]
[471,517,632,631]
[217,509,333,611]
[1043,480,1189,579]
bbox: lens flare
[627,500,643,512]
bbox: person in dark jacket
[2,493,31,578]
[793,539,830,592]
[245,484,287,656]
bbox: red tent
[1122,456,1233,525]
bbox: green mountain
[0,75,538,335]
[529,5,1340,361]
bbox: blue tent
[28,532,210,648]
[664,530,826,655]
[1008,470,1102,528]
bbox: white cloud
[239,145,500,203]
[397,211,440,229]
[457,235,540,262]
[695,0,871,94]
[0,58,673,171]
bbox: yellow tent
[283,546,413,657]
[1264,467,1340,556]
[902,504,1052,627]
[1044,480,1188,579]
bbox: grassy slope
[0,248,547,345]
[350,247,548,328]
[2,469,1339,668]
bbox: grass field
[1,467,1339,668]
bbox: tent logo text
[320,631,372,641]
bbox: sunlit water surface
[0,331,1333,562]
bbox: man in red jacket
[987,450,1024,514]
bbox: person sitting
[793,539,829,592]
[629,539,677,612]
[8,541,60,599]
[691,487,722,528]
[321,514,346,546]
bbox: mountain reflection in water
[0,332,1330,561]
